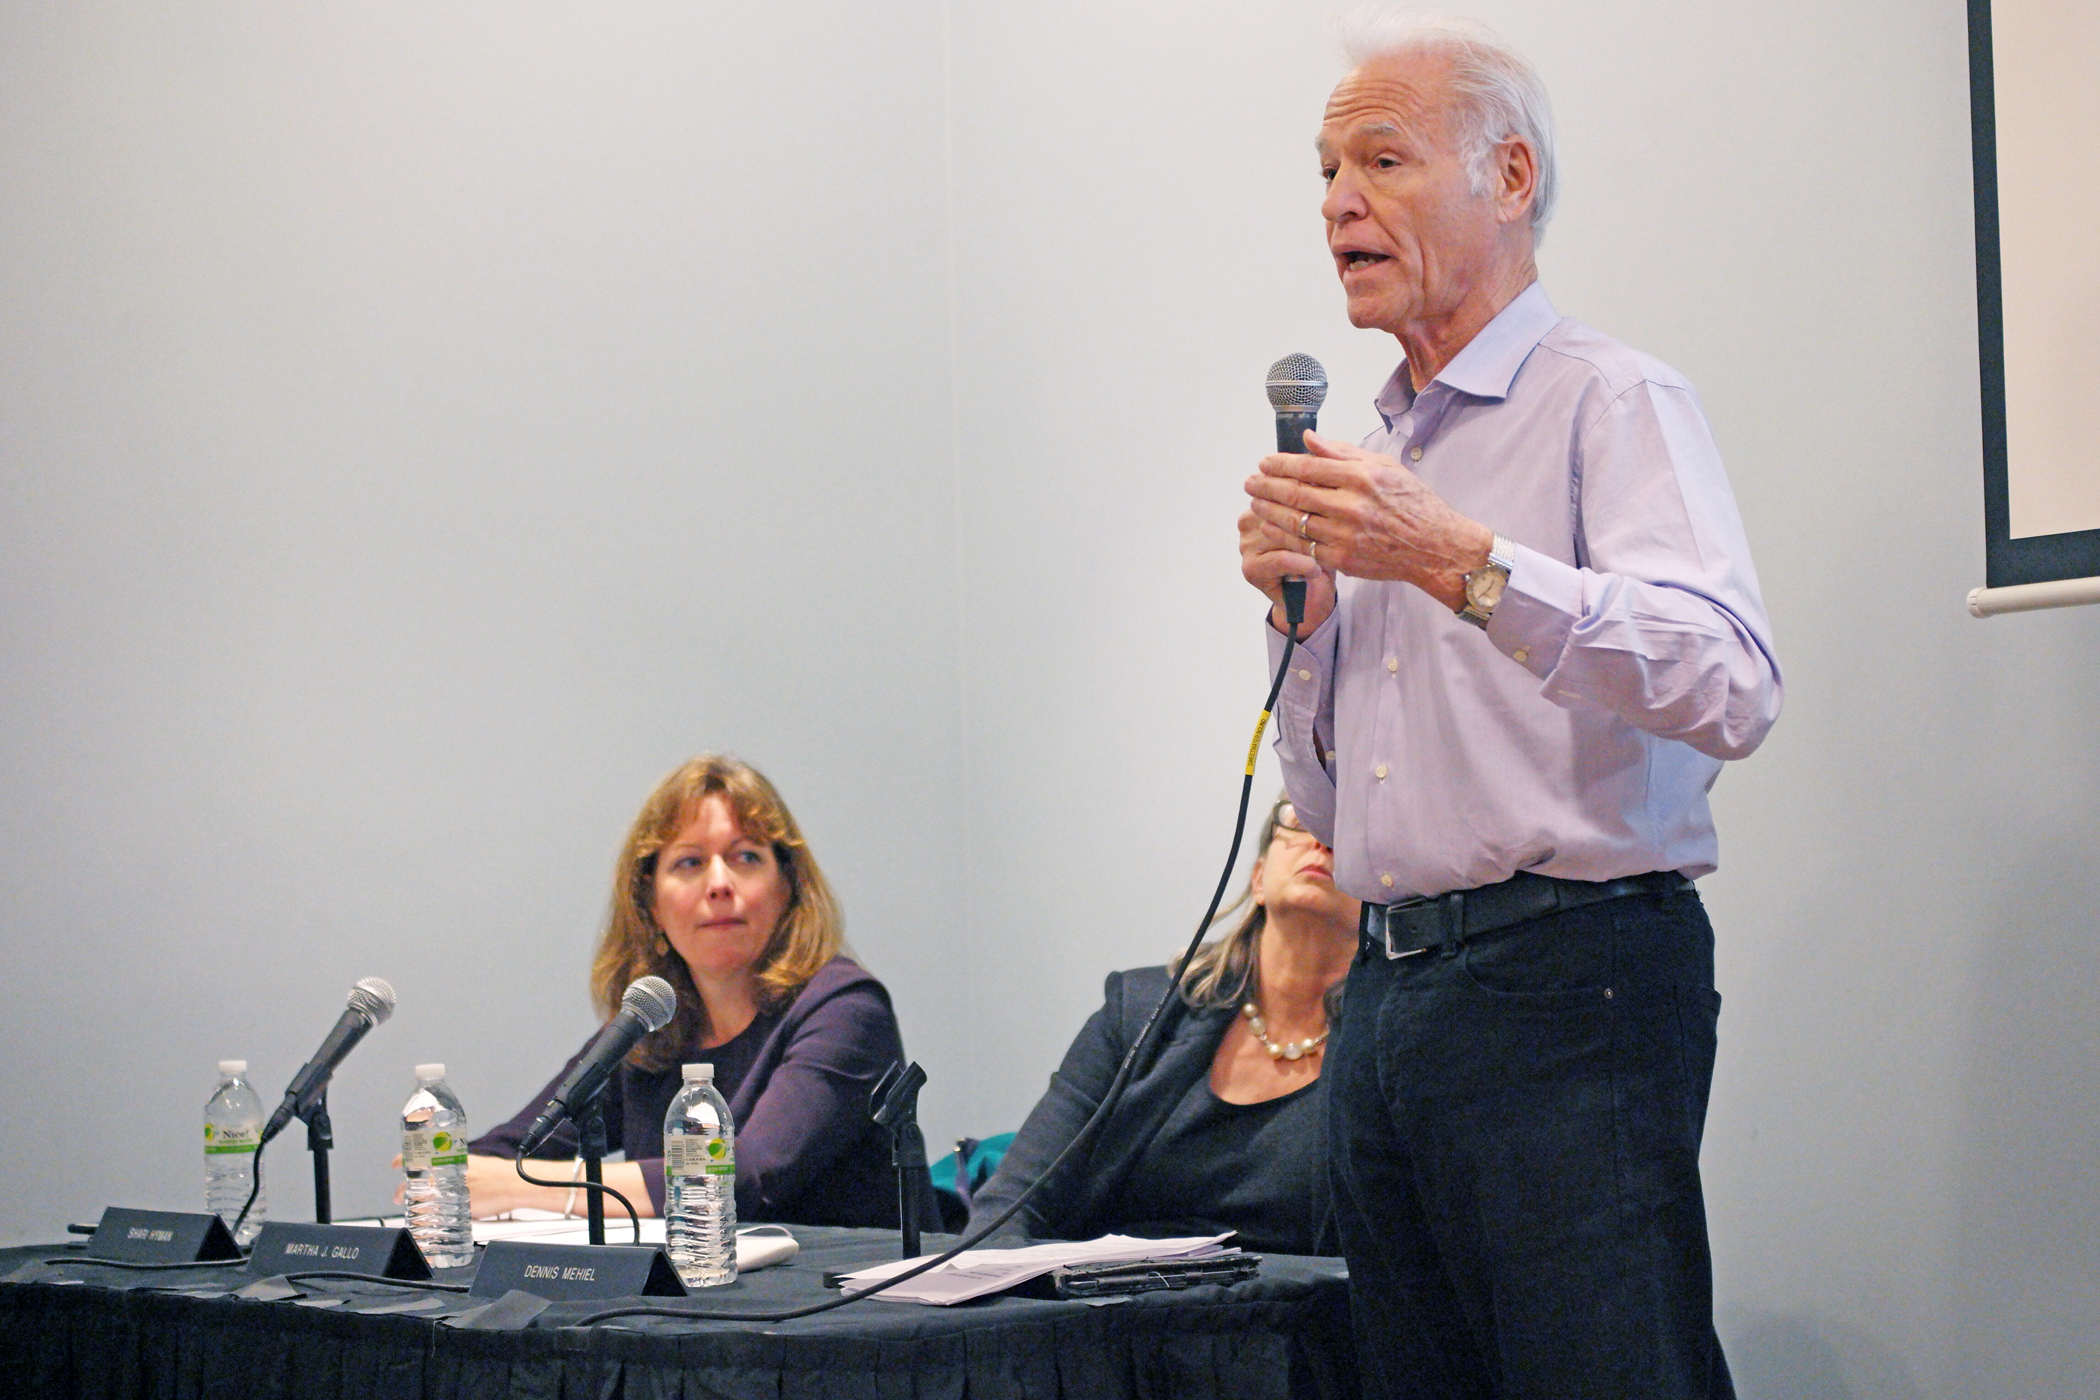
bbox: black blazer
[968,966,1336,1253]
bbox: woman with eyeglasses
[966,796,1360,1254]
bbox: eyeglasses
[1270,805,1320,846]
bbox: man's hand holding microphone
[1239,356,1495,632]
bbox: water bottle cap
[681,1063,713,1083]
[415,1063,446,1081]
[217,1060,247,1077]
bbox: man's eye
[1320,166,1338,183]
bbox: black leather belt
[1359,869,1692,960]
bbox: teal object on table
[929,1133,1014,1228]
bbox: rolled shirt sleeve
[1488,377,1782,761]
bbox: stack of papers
[833,1233,1237,1306]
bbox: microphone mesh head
[349,977,397,1025]
[624,975,678,1033]
[1266,353,1328,412]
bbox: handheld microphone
[517,976,678,1156]
[1266,352,1327,453]
[1266,353,1329,629]
[260,977,397,1144]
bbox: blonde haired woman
[967,795,1359,1253]
[466,755,920,1228]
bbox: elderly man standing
[1238,14,1779,1399]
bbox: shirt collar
[1373,282,1561,425]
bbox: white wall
[3,3,2096,1396]
[0,0,969,1230]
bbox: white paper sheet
[833,1233,1236,1305]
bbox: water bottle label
[204,1123,259,1155]
[402,1127,434,1172]
[664,1135,733,1178]
[430,1129,468,1167]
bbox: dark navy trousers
[1327,886,1736,1399]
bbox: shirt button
[1513,647,1530,663]
[1380,873,1395,889]
[1297,668,1312,681]
[1409,446,1423,461]
[1385,656,1398,673]
[1374,763,1388,780]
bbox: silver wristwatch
[1457,535,1517,629]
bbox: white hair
[1336,9,1558,241]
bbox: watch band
[1457,534,1517,628]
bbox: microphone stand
[894,1116,927,1260]
[870,1062,930,1260]
[300,1089,334,1225]
[579,1097,608,1247]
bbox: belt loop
[1439,892,1464,958]
[1365,904,1400,961]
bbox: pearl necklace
[1240,1000,1329,1061]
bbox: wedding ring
[1298,511,1312,540]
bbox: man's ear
[1493,136,1539,227]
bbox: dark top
[473,955,918,1228]
[967,966,1336,1255]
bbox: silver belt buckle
[1379,900,1429,960]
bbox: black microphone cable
[230,1147,266,1241]
[567,590,1308,1328]
[280,1270,473,1293]
[512,1150,645,1246]
[35,1254,253,1271]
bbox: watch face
[1466,566,1508,612]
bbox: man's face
[1317,52,1509,335]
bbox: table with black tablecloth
[0,1228,1356,1399]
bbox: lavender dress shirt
[1267,283,1782,904]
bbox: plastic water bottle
[663,1062,737,1287]
[204,1059,265,1247]
[400,1063,473,1268]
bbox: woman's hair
[1174,795,1346,1021]
[591,754,845,1071]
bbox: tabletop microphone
[1266,353,1329,628]
[260,977,397,1144]
[517,976,678,1156]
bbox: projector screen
[1971,0,2100,590]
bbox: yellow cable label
[1246,710,1272,776]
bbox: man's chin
[1342,294,1404,333]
